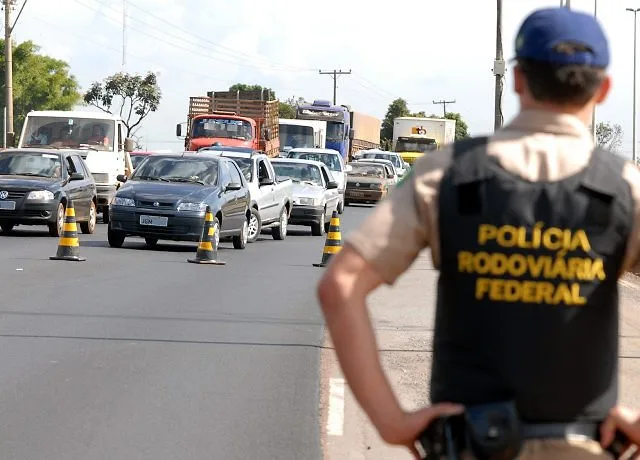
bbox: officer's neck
[520,100,595,127]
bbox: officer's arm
[317,245,406,442]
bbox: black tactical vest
[430,137,634,422]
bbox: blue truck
[296,100,380,161]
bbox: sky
[12,0,636,156]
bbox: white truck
[392,117,456,165]
[18,110,135,223]
[212,150,293,243]
[278,119,326,155]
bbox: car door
[63,155,87,220]
[320,165,339,212]
[218,161,236,231]
[225,159,245,229]
[256,158,277,220]
[72,155,95,212]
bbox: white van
[18,110,135,223]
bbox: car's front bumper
[0,196,59,226]
[289,205,324,226]
[345,188,386,202]
[109,205,205,241]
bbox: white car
[358,149,409,178]
[271,158,340,236]
[285,147,351,214]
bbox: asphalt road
[0,205,372,460]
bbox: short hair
[516,43,607,106]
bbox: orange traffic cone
[313,210,342,267]
[50,199,86,262]
[188,206,226,265]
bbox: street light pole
[628,8,640,163]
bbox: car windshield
[273,163,323,187]
[348,163,386,178]
[289,152,341,172]
[130,155,149,169]
[22,116,115,152]
[131,157,218,185]
[225,156,252,181]
[0,152,62,178]
[362,153,401,168]
[395,140,437,154]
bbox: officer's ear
[513,65,525,96]
[594,75,611,105]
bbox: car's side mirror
[387,174,395,179]
[259,177,274,186]
[116,174,128,182]
[69,172,84,181]
[327,181,338,189]
[176,124,182,137]
[226,182,242,191]
[124,138,135,152]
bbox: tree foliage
[380,98,470,147]
[596,121,623,152]
[0,39,81,144]
[84,71,162,137]
[278,96,306,119]
[228,83,276,100]
[228,83,304,118]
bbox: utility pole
[629,8,640,163]
[318,69,351,105]
[122,0,127,68]
[493,0,505,131]
[433,99,455,117]
[4,0,15,147]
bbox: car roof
[271,157,326,168]
[355,158,395,167]
[1,148,65,156]
[288,148,340,155]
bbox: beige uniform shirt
[347,109,640,285]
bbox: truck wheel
[1,223,14,234]
[272,207,288,240]
[108,227,125,248]
[247,208,261,243]
[102,207,110,224]
[145,237,158,248]
[311,209,326,236]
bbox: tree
[381,98,410,145]
[0,39,81,145]
[444,112,470,140]
[596,121,623,152]
[228,83,276,100]
[278,96,306,119]
[84,71,162,138]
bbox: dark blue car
[107,152,250,249]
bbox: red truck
[177,90,280,157]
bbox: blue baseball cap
[514,7,609,68]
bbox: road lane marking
[327,378,345,436]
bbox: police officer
[317,7,640,460]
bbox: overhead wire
[74,0,314,73]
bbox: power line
[433,99,456,117]
[319,69,352,105]
[81,0,312,73]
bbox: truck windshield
[192,118,253,141]
[279,125,314,149]
[132,157,219,185]
[273,163,323,187]
[395,139,437,154]
[22,116,115,151]
[326,122,344,142]
[0,152,62,178]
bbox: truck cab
[278,118,326,154]
[17,110,135,223]
[180,114,258,151]
[296,100,353,162]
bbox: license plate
[0,200,16,210]
[350,191,364,197]
[139,215,168,227]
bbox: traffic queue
[0,144,354,252]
